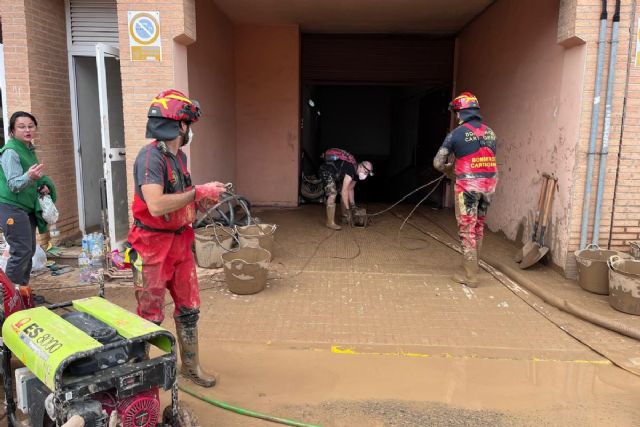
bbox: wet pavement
[26,204,640,426]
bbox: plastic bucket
[608,256,640,315]
[222,247,271,295]
[194,225,236,269]
[631,242,640,260]
[574,244,631,295]
[237,224,277,258]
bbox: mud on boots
[433,92,497,289]
[453,249,479,288]
[175,311,217,387]
[318,148,373,230]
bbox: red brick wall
[0,0,78,239]
[115,0,196,217]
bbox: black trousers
[0,203,37,285]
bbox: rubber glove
[443,163,455,180]
[194,182,226,203]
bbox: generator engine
[2,296,179,427]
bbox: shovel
[515,174,549,263]
[520,175,556,269]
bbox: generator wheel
[162,402,200,427]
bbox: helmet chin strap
[179,124,191,146]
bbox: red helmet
[449,92,479,111]
[147,89,201,123]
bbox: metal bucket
[574,244,631,295]
[222,247,271,295]
[237,224,277,258]
[608,256,640,315]
[194,225,236,269]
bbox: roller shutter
[302,34,454,85]
[69,0,119,47]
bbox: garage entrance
[300,34,454,206]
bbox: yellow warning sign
[128,11,162,61]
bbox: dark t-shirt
[133,143,190,201]
[325,159,356,182]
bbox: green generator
[1,296,191,426]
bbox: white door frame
[95,43,123,247]
[0,43,9,142]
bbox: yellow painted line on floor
[331,346,612,366]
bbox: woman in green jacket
[0,111,56,308]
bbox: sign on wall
[128,11,162,61]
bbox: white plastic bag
[39,194,59,225]
[0,242,10,272]
[31,245,47,273]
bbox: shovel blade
[514,240,537,263]
[519,245,549,269]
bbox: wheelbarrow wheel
[162,402,200,427]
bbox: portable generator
[1,296,190,427]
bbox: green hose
[178,384,323,427]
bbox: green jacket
[0,138,57,232]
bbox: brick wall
[0,0,78,240]
[566,0,639,271]
[115,0,196,215]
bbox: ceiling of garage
[212,0,496,34]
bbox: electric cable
[366,175,445,218]
[178,384,322,427]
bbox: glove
[349,202,358,210]
[443,163,455,180]
[342,208,353,226]
[194,182,226,203]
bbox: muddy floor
[11,205,640,426]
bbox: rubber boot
[453,252,479,288]
[175,321,217,387]
[325,203,341,230]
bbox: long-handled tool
[515,174,549,263]
[520,175,557,269]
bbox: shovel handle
[537,177,556,245]
[531,175,549,240]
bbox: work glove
[349,202,358,210]
[443,163,455,180]
[342,208,353,226]
[194,182,226,203]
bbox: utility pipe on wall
[580,0,608,249]
[592,0,621,245]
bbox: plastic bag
[0,241,10,272]
[31,245,47,273]
[39,194,59,224]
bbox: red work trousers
[129,226,199,324]
[454,186,494,261]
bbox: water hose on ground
[399,215,640,376]
[178,384,322,427]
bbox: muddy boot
[453,252,479,288]
[325,203,341,230]
[175,321,217,387]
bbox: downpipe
[592,0,621,245]
[580,0,608,249]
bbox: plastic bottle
[78,250,91,285]
[81,235,89,254]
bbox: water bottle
[78,250,91,285]
[81,235,89,253]
[90,256,104,283]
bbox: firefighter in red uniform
[433,92,498,287]
[128,89,226,387]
